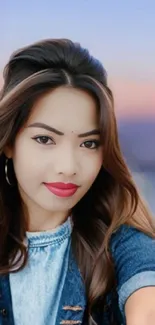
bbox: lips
[44,182,79,198]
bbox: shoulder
[111,223,155,248]
[110,224,155,318]
[110,224,155,284]
[110,224,155,271]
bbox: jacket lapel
[56,247,87,325]
[0,274,14,325]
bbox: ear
[3,145,13,159]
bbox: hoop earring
[5,158,13,186]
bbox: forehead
[27,87,99,132]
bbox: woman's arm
[125,287,155,325]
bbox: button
[0,309,7,316]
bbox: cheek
[84,152,103,184]
[12,140,42,186]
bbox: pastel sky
[0,0,154,118]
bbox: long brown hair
[0,39,154,322]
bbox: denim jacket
[0,225,155,325]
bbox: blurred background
[0,0,154,214]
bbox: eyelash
[81,140,101,149]
[32,136,101,149]
[32,136,55,145]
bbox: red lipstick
[44,182,79,197]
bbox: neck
[26,207,70,232]
[28,214,69,232]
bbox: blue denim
[9,217,72,325]
[110,225,155,323]
[0,225,155,325]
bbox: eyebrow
[28,123,100,137]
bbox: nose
[55,146,78,177]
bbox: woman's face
[7,86,103,227]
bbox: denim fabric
[110,225,155,322]
[9,217,72,325]
[0,224,155,325]
[55,248,87,325]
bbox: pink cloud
[110,78,155,118]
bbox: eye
[81,140,100,149]
[32,136,55,145]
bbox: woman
[0,38,155,325]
